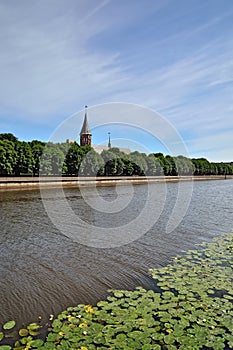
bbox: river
[0,179,233,328]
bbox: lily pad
[19,328,29,337]
[3,320,16,330]
[27,323,40,331]
[30,339,44,347]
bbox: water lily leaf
[14,341,21,347]
[20,336,33,345]
[93,333,105,344]
[223,294,233,300]
[29,330,39,336]
[113,291,124,298]
[52,319,63,330]
[115,333,127,342]
[141,345,153,350]
[46,332,59,342]
[39,342,55,349]
[227,334,233,348]
[164,333,175,344]
[30,339,44,347]
[97,301,108,308]
[19,328,29,337]
[1,234,232,350]
[0,333,3,342]
[3,320,16,330]
[0,346,11,350]
[27,323,40,331]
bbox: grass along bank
[0,234,233,350]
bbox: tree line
[0,133,232,177]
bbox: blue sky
[0,0,233,161]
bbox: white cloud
[186,129,233,162]
[0,0,128,119]
[0,1,232,161]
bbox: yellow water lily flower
[84,304,94,313]
[68,316,75,322]
[78,320,88,328]
[166,328,173,333]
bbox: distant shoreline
[0,175,232,191]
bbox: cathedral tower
[80,106,92,146]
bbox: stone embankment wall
[0,175,232,190]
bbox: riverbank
[0,175,232,190]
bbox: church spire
[108,132,111,149]
[80,105,92,146]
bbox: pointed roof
[80,107,91,135]
[108,132,111,148]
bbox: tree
[40,143,65,175]
[152,153,166,175]
[165,155,177,176]
[0,140,17,175]
[101,149,127,176]
[192,158,210,175]
[14,141,34,175]
[56,142,70,156]
[1,132,233,177]
[153,152,164,159]
[151,156,164,175]
[0,133,18,143]
[122,158,134,176]
[29,140,45,176]
[129,151,148,176]
[79,149,104,176]
[175,155,194,175]
[64,143,84,176]
[147,154,157,175]
[226,164,233,175]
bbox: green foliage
[3,320,16,330]
[1,235,233,349]
[40,143,65,175]
[18,328,29,337]
[101,149,126,176]
[63,142,84,176]
[79,149,105,176]
[14,141,34,176]
[129,151,148,175]
[176,155,194,175]
[0,140,17,175]
[147,154,158,175]
[0,133,18,143]
[0,133,233,176]
[192,158,211,175]
[29,140,45,176]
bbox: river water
[0,179,233,328]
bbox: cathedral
[78,106,130,154]
[80,106,92,146]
